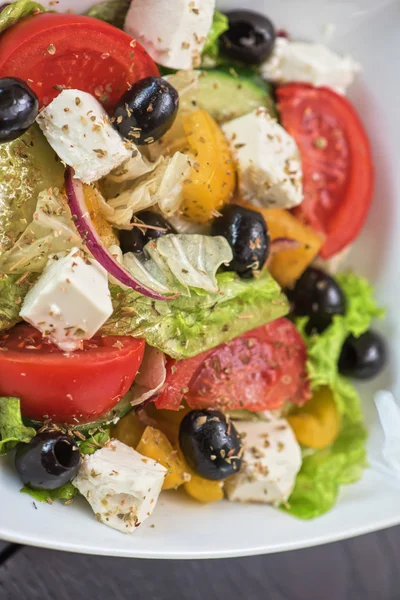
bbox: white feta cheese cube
[73,440,167,533]
[20,247,113,352]
[225,419,302,505]
[222,108,303,209]
[124,0,215,70]
[36,89,131,183]
[261,37,359,94]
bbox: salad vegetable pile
[0,0,386,534]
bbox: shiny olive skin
[287,267,346,333]
[179,409,243,481]
[15,431,81,490]
[220,10,276,65]
[112,76,179,145]
[119,210,176,254]
[339,330,386,380]
[211,204,270,277]
[0,77,39,142]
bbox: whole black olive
[0,77,39,143]
[112,76,179,145]
[119,210,176,254]
[220,10,276,65]
[179,409,243,481]
[339,330,386,380]
[211,204,269,277]
[15,431,81,490]
[287,267,346,333]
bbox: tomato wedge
[277,84,374,259]
[156,319,310,412]
[0,13,159,109]
[0,325,145,424]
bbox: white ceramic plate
[1,0,400,558]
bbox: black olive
[15,431,81,490]
[0,77,38,143]
[112,76,179,145]
[119,210,176,254]
[211,204,269,277]
[287,267,346,333]
[220,10,276,65]
[339,330,386,380]
[179,409,243,481]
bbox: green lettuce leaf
[0,273,36,333]
[0,0,47,35]
[123,234,233,296]
[283,421,367,519]
[21,482,77,503]
[0,188,81,275]
[0,397,36,455]
[285,272,382,519]
[0,125,64,255]
[202,10,229,59]
[102,270,288,358]
[85,0,129,29]
[78,429,111,455]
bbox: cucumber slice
[177,68,276,123]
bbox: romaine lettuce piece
[102,270,289,358]
[85,0,129,29]
[123,234,233,296]
[21,483,77,503]
[0,397,36,455]
[0,125,64,254]
[0,273,35,332]
[283,420,367,519]
[0,188,81,275]
[202,10,229,59]
[0,0,47,36]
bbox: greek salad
[0,0,386,534]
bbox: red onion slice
[270,237,302,255]
[65,168,172,300]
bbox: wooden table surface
[2,527,400,599]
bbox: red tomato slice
[156,319,310,412]
[0,13,159,109]
[0,325,145,424]
[277,84,374,259]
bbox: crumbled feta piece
[73,440,167,534]
[36,89,132,183]
[224,419,302,505]
[261,37,359,94]
[222,108,303,209]
[124,0,215,70]
[20,247,113,352]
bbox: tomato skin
[277,84,374,259]
[0,14,159,109]
[0,325,145,424]
[156,319,310,412]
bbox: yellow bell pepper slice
[288,387,340,450]
[137,426,188,490]
[145,404,191,445]
[111,411,144,449]
[184,470,224,503]
[240,205,324,288]
[182,110,235,223]
[83,184,118,248]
